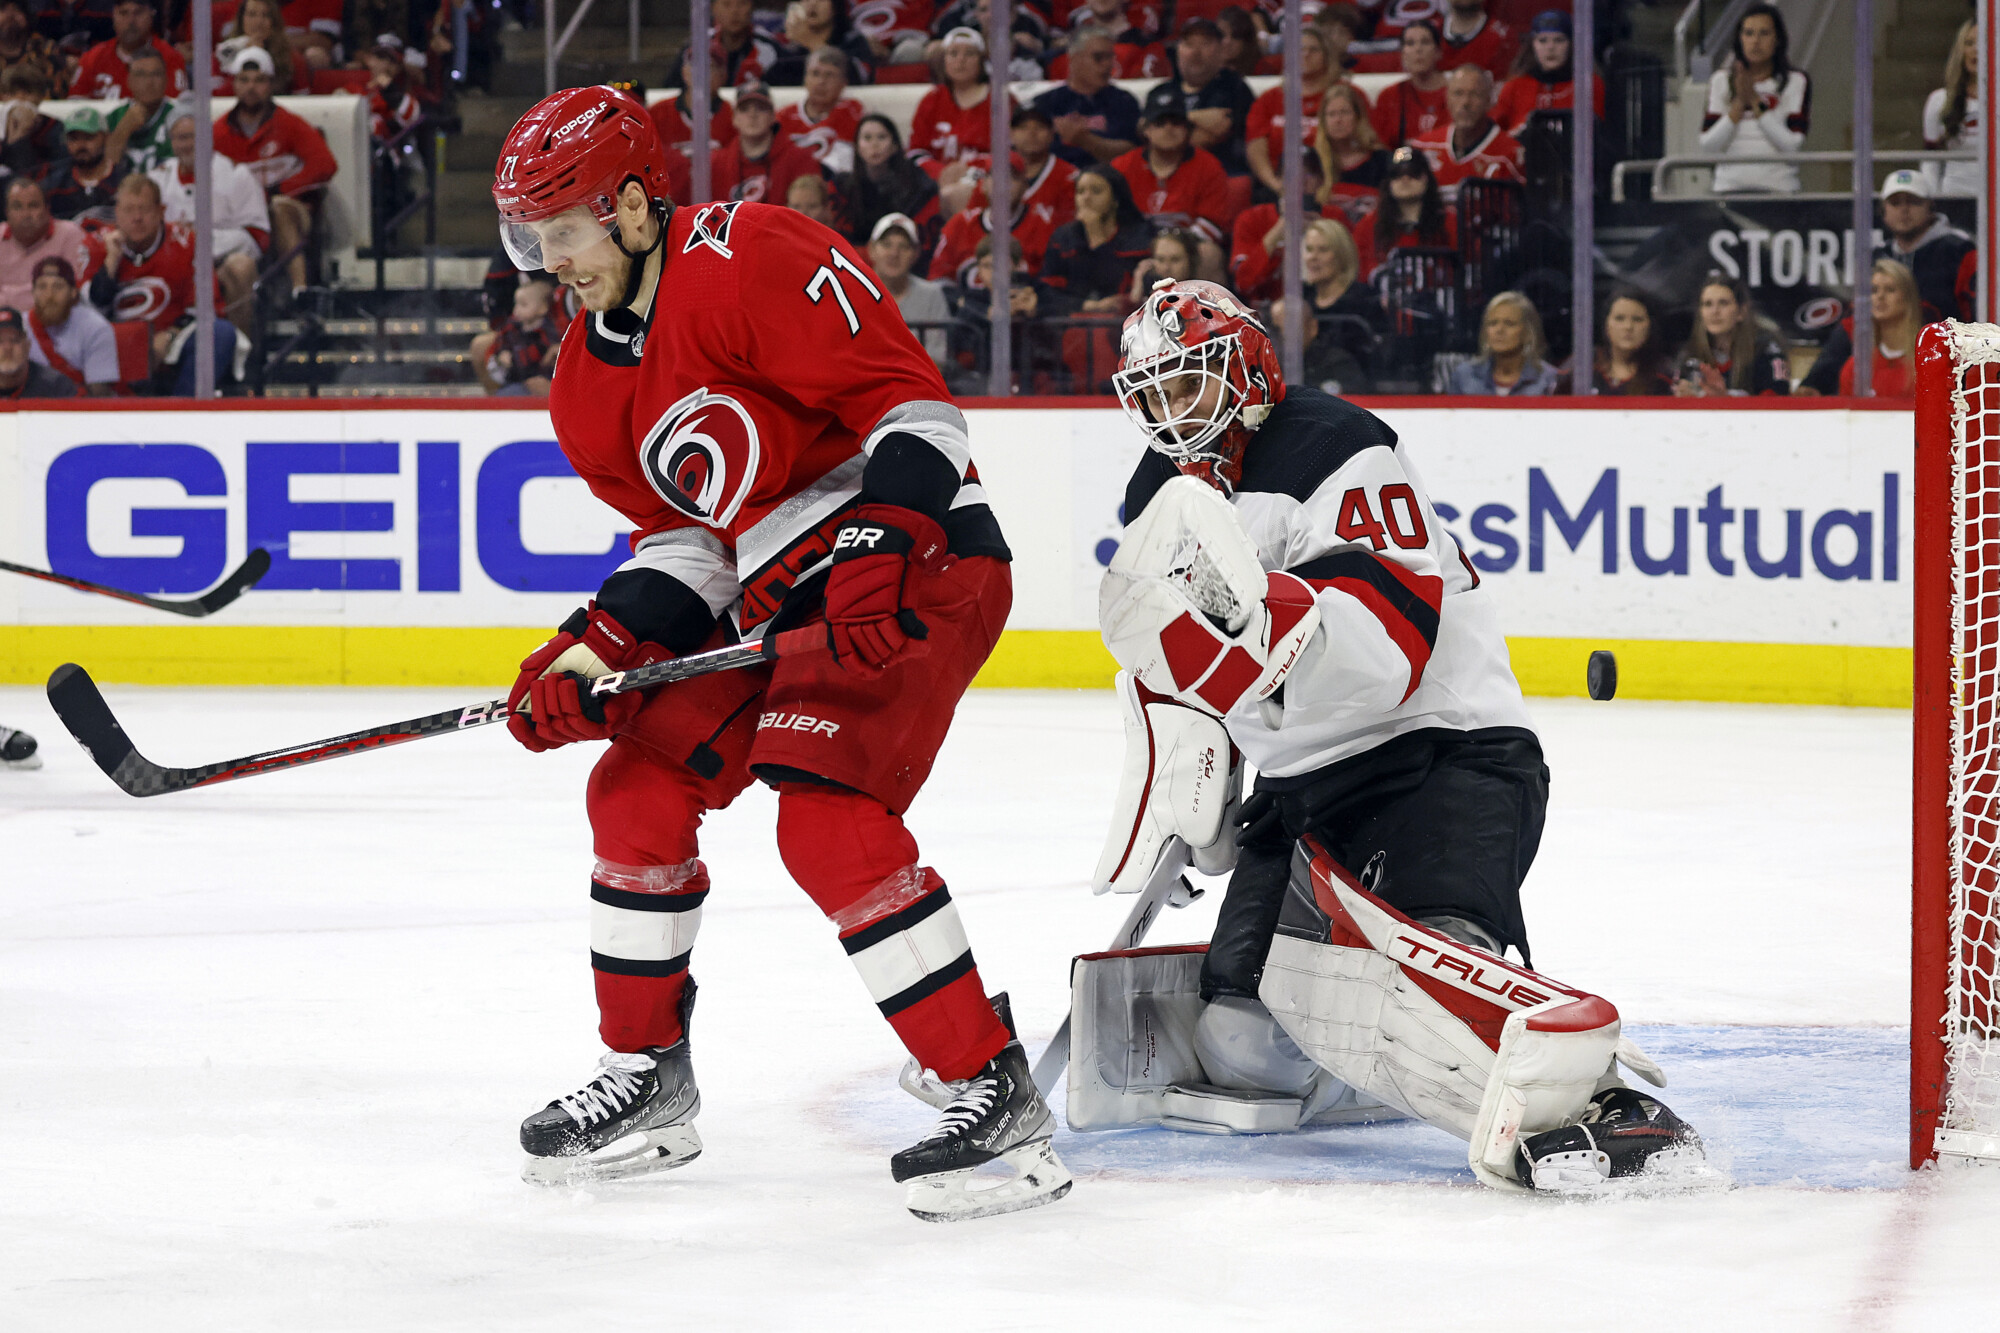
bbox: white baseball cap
[1881,168,1931,202]
[228,46,275,76]
[870,212,920,246]
[941,27,985,53]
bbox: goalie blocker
[1069,839,1718,1193]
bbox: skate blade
[905,1137,1073,1223]
[521,1123,702,1187]
[1532,1146,1732,1198]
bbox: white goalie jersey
[1117,385,1533,781]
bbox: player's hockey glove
[506,604,671,751]
[823,504,951,676]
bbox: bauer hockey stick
[1,548,271,618]
[45,625,825,798]
[1030,837,1202,1098]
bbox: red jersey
[555,202,985,638]
[698,135,826,207]
[909,86,1003,167]
[71,37,188,100]
[649,94,737,155]
[213,105,338,196]
[1410,122,1523,198]
[929,201,1059,285]
[283,0,344,42]
[1492,74,1606,135]
[1353,203,1459,279]
[1370,78,1448,148]
[960,150,1078,231]
[847,0,935,43]
[778,98,865,171]
[1110,146,1230,243]
[369,81,422,141]
[1245,86,1324,165]
[100,222,198,331]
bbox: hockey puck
[1587,650,1618,701]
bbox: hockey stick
[45,625,824,798]
[1,549,271,618]
[1030,837,1201,1098]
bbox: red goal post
[1914,319,2000,1168]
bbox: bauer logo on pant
[757,711,840,736]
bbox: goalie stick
[46,625,825,798]
[1,549,271,618]
[1030,837,1202,1098]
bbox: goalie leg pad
[1258,839,1661,1189]
[1094,670,1240,894]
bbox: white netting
[1942,321,2000,1161]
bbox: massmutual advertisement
[0,402,1913,704]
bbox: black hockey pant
[1200,727,1550,1001]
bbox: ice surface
[4,685,1998,1329]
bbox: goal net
[1915,319,2000,1168]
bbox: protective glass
[500,206,618,273]
[1113,335,1241,463]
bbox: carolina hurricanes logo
[1795,296,1844,331]
[639,388,761,527]
[848,0,907,39]
[113,276,173,324]
[794,125,838,159]
[683,201,743,259]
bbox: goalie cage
[1915,320,2000,1168]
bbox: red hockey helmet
[1112,279,1286,488]
[493,85,672,272]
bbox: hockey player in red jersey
[1072,279,1719,1194]
[491,87,1070,1223]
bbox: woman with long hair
[1313,82,1389,223]
[1674,271,1790,396]
[1924,19,1980,198]
[1126,226,1200,305]
[1368,19,1448,149]
[1279,216,1387,395]
[1587,285,1675,395]
[1216,6,1276,78]
[1698,2,1810,194]
[1039,163,1152,315]
[217,0,297,93]
[1493,10,1604,137]
[1448,291,1558,395]
[1245,24,1333,198]
[838,113,942,262]
[1839,259,1923,397]
[1352,145,1456,279]
[910,26,1007,167]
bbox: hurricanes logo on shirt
[113,276,174,324]
[639,388,762,528]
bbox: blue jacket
[1446,356,1560,396]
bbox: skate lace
[920,1073,1003,1144]
[559,1052,655,1127]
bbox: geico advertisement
[1067,406,1915,647]
[0,411,633,626]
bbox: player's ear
[615,180,656,249]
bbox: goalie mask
[1112,280,1285,492]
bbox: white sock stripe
[591,900,705,962]
[847,899,972,1004]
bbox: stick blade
[45,664,159,796]
[188,547,272,617]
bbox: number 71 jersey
[554,201,974,638]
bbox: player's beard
[565,247,635,313]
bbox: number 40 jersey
[548,200,1003,648]
[1121,386,1533,781]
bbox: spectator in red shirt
[682,0,775,87]
[706,78,826,205]
[91,172,237,394]
[1110,97,1229,269]
[359,33,423,142]
[1011,104,1078,235]
[70,0,185,98]
[1352,144,1457,279]
[1245,23,1332,199]
[1493,10,1605,136]
[213,45,335,303]
[1436,0,1517,81]
[1370,18,1449,149]
[911,26,1003,171]
[778,45,864,173]
[1410,65,1523,202]
[652,42,737,162]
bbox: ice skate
[891,1041,1072,1223]
[520,1041,701,1186]
[1,724,41,770]
[1514,1088,1729,1196]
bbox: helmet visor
[499,205,619,273]
[1113,337,1240,462]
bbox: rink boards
[0,399,1913,705]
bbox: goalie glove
[1093,671,1241,894]
[1100,475,1319,718]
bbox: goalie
[1078,279,1715,1194]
